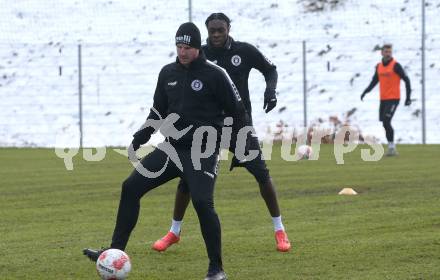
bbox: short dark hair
[382,44,393,50]
[205,13,231,27]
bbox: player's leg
[182,151,225,279]
[83,148,180,261]
[173,181,191,221]
[380,100,399,156]
[151,180,191,251]
[239,134,291,252]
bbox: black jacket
[202,37,278,114]
[135,52,247,149]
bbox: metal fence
[0,0,439,147]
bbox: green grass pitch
[1,144,439,279]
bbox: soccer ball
[296,145,313,160]
[96,249,131,280]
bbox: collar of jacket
[381,57,394,66]
[176,51,207,70]
[206,36,233,51]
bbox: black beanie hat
[175,22,201,49]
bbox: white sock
[169,219,182,236]
[388,142,395,149]
[272,216,285,232]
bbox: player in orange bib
[361,44,412,156]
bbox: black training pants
[179,129,271,195]
[379,99,399,142]
[110,147,222,270]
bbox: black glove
[230,132,254,171]
[229,123,252,171]
[229,155,246,171]
[131,138,142,152]
[128,136,149,161]
[130,126,155,153]
[404,98,412,106]
[360,92,367,101]
[263,88,277,113]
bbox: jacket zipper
[180,69,188,116]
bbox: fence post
[421,0,426,144]
[302,40,308,128]
[78,44,83,148]
[188,0,192,22]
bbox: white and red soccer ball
[96,249,131,280]
[297,145,313,160]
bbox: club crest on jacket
[191,79,203,91]
[231,55,241,66]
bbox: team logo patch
[231,55,241,66]
[176,35,192,45]
[191,79,203,91]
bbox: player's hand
[404,98,412,106]
[131,138,141,151]
[132,128,153,151]
[263,88,277,113]
[229,155,239,171]
[229,155,245,171]
[360,92,367,101]
[229,128,252,171]
[127,138,143,161]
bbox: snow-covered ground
[1,0,439,147]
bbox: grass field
[1,144,439,279]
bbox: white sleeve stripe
[206,60,242,101]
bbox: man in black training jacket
[83,22,250,280]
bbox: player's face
[381,47,393,62]
[176,44,199,66]
[207,19,229,48]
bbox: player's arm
[214,66,248,123]
[211,64,250,146]
[394,62,412,105]
[247,44,278,113]
[132,69,168,150]
[213,67,253,170]
[361,65,379,100]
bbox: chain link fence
[1,0,439,147]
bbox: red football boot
[152,232,180,252]
[275,230,291,252]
